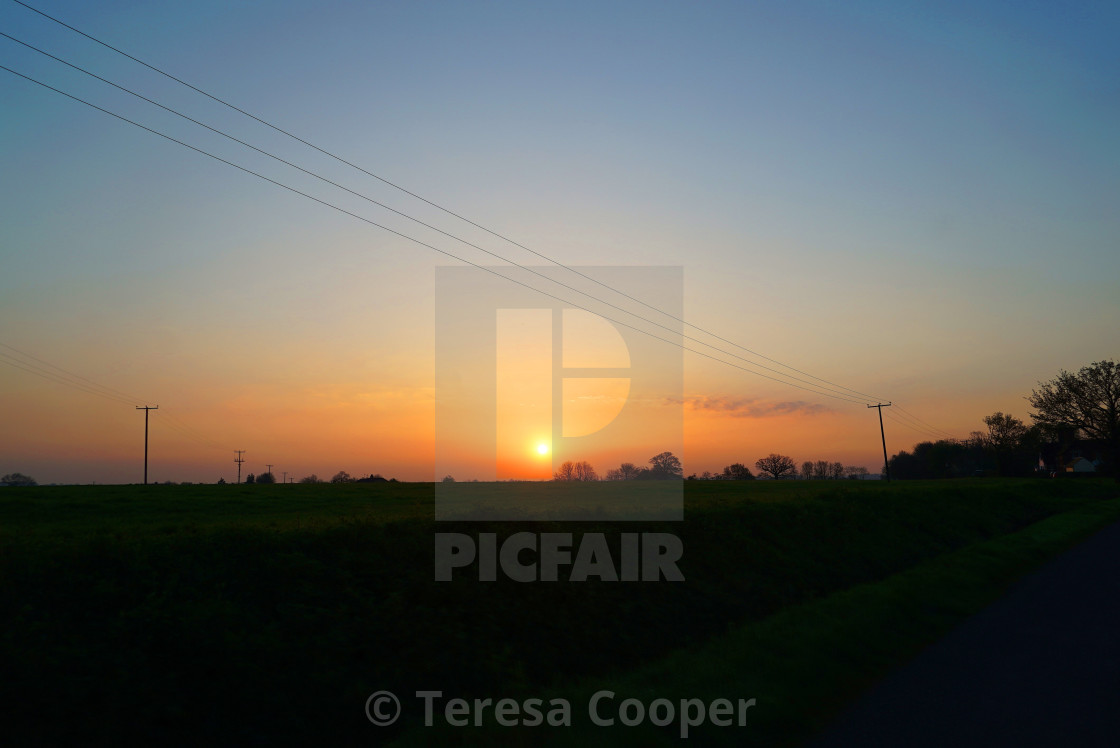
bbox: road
[808,519,1120,747]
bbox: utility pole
[868,403,892,482]
[234,450,246,484]
[265,463,274,479]
[281,471,288,484]
[136,405,158,485]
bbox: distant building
[1039,439,1106,474]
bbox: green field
[1,479,1116,745]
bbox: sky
[1,0,1118,484]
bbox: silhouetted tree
[755,453,796,479]
[1030,360,1120,475]
[245,473,255,484]
[441,475,455,483]
[574,461,598,481]
[648,451,683,479]
[615,462,643,480]
[217,477,226,485]
[844,465,869,480]
[721,463,754,480]
[800,461,813,480]
[889,439,982,479]
[331,471,353,484]
[830,461,845,480]
[299,474,323,484]
[257,471,276,484]
[1,472,37,487]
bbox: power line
[0,32,875,404]
[0,63,875,406]
[0,341,229,449]
[883,409,949,440]
[7,0,889,405]
[3,6,960,435]
[892,403,957,439]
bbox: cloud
[674,395,832,418]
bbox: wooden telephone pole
[136,405,158,484]
[234,450,246,484]
[868,403,892,482]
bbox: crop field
[1,478,1117,745]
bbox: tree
[299,474,322,484]
[721,463,754,480]
[648,451,683,479]
[1,472,37,487]
[618,462,642,479]
[245,473,255,484]
[845,465,869,480]
[556,461,598,481]
[257,471,276,484]
[217,477,227,485]
[800,461,813,480]
[574,461,598,481]
[331,470,354,484]
[830,461,845,480]
[755,453,796,480]
[1029,360,1120,474]
[975,411,1038,476]
[441,475,455,483]
[983,411,1029,451]
[813,460,830,480]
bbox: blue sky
[2,0,1118,483]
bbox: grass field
[1,478,1116,745]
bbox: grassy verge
[417,496,1120,747]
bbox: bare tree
[800,461,813,480]
[813,460,830,480]
[844,465,869,480]
[574,461,598,481]
[299,474,322,484]
[330,470,353,484]
[556,461,598,481]
[755,453,796,480]
[830,461,845,480]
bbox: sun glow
[536,443,549,456]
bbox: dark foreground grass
[0,479,1115,745]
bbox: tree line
[889,359,1119,479]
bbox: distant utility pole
[136,405,158,485]
[868,403,892,483]
[282,471,288,484]
[234,450,246,484]
[265,463,274,478]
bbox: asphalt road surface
[808,519,1120,747]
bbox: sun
[536,443,549,456]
